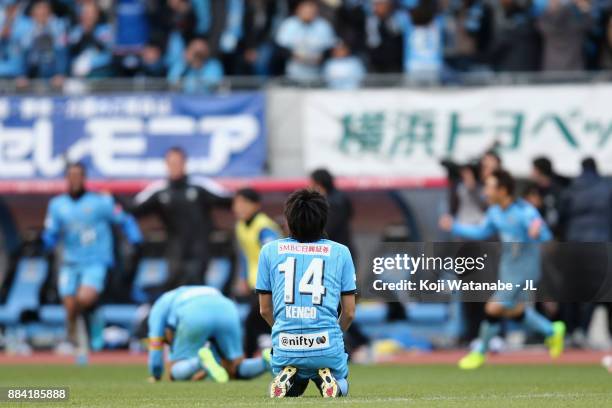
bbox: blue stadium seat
[38,305,65,325]
[355,302,463,349]
[39,304,140,337]
[0,257,48,326]
[99,305,140,329]
[354,303,450,325]
[205,257,232,290]
[131,258,168,303]
[38,304,140,338]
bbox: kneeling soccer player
[257,189,357,398]
[147,285,271,382]
[439,169,566,369]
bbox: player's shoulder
[259,238,279,259]
[515,199,540,217]
[49,194,71,210]
[83,192,116,210]
[49,194,67,205]
[86,191,112,202]
[260,237,290,255]
[155,286,181,305]
[319,239,352,258]
[486,205,502,216]
[135,179,168,204]
[189,176,231,197]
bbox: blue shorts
[271,352,349,381]
[493,247,541,309]
[58,263,107,298]
[169,296,243,362]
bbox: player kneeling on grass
[147,285,271,382]
[257,189,357,398]
[439,169,565,370]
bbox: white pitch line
[221,392,612,406]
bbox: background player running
[42,163,142,363]
[147,285,271,383]
[257,189,356,398]
[439,169,566,369]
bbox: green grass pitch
[1,364,612,407]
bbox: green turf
[1,364,611,407]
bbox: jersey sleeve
[451,208,497,240]
[259,227,279,246]
[131,183,163,217]
[105,196,144,244]
[522,204,552,242]
[340,246,357,295]
[147,291,174,379]
[275,19,295,48]
[255,244,272,294]
[41,199,61,251]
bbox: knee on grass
[171,358,203,381]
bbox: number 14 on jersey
[279,257,326,305]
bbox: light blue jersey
[147,286,243,378]
[275,16,336,81]
[256,238,356,358]
[148,286,223,339]
[42,192,142,266]
[451,199,552,243]
[452,199,552,305]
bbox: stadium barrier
[1,74,612,352]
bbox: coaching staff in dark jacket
[310,168,355,253]
[310,168,371,353]
[130,147,232,291]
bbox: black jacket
[130,176,231,259]
[325,188,355,254]
[561,172,612,242]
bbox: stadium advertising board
[303,84,612,177]
[0,92,266,180]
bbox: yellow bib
[236,212,281,288]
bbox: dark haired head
[65,162,86,176]
[483,150,501,164]
[235,187,261,203]
[166,146,186,158]
[284,189,328,242]
[532,156,553,178]
[310,168,335,193]
[582,157,598,175]
[65,162,87,196]
[165,146,187,181]
[491,169,515,196]
[522,180,540,197]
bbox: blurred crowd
[2,0,612,91]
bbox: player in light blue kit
[42,163,142,362]
[439,169,566,369]
[147,285,271,383]
[257,189,357,398]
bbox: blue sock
[88,309,105,352]
[337,378,349,397]
[171,357,202,381]
[475,319,501,354]
[523,308,554,337]
[237,357,266,379]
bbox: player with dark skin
[61,165,100,345]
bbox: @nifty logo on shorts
[278,331,330,351]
